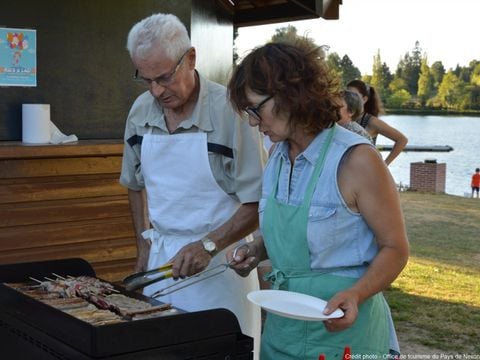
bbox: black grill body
[0,258,253,360]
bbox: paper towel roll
[22,104,51,144]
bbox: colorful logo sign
[0,27,37,87]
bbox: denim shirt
[259,125,378,277]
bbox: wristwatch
[201,237,218,256]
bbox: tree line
[236,25,480,112]
[329,41,480,111]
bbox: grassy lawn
[384,192,480,353]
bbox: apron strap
[269,152,284,201]
[302,125,335,209]
[269,125,336,203]
[264,262,368,290]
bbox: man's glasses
[133,48,191,87]
[245,95,273,121]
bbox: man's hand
[168,240,212,279]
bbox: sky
[235,0,480,75]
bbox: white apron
[140,131,260,357]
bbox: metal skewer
[52,273,67,280]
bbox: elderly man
[120,13,264,351]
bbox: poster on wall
[0,27,37,87]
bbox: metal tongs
[122,263,174,292]
[122,243,250,296]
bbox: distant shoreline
[385,109,480,116]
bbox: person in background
[119,13,265,354]
[471,168,480,198]
[347,79,408,165]
[338,89,373,143]
[226,39,409,359]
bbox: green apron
[261,127,389,360]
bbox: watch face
[203,239,216,252]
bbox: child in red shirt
[471,168,480,198]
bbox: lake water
[377,115,480,197]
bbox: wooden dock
[377,145,454,152]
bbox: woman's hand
[227,243,260,277]
[322,289,360,332]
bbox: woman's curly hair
[228,37,341,135]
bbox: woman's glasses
[244,95,273,121]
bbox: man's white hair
[126,13,191,60]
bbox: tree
[395,41,423,95]
[417,57,434,106]
[370,50,391,103]
[386,89,411,108]
[470,62,480,86]
[389,77,408,94]
[465,62,480,109]
[437,71,463,109]
[362,74,372,84]
[325,52,342,83]
[411,41,422,66]
[380,63,393,93]
[270,25,299,43]
[327,52,342,74]
[408,41,423,95]
[339,54,361,86]
[454,64,471,83]
[370,50,383,89]
[430,61,445,88]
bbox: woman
[347,79,408,165]
[338,89,373,143]
[227,39,409,359]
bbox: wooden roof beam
[233,0,341,27]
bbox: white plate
[247,289,344,321]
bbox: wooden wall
[0,0,168,279]
[0,1,235,281]
[0,141,135,282]
[0,0,233,141]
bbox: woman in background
[338,89,373,143]
[347,79,408,165]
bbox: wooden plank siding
[0,141,137,282]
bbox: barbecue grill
[0,258,253,359]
